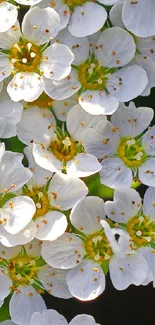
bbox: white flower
[37,0,110,37]
[0,240,71,325]
[0,8,74,102]
[30,310,100,325]
[0,100,23,138]
[16,146,88,241]
[42,196,148,300]
[83,102,155,188]
[110,1,155,96]
[44,27,148,115]
[105,186,155,285]
[17,108,101,177]
[0,1,18,33]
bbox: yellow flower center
[50,135,77,162]
[78,60,106,91]
[29,92,53,108]
[117,138,146,168]
[8,256,37,286]
[85,231,113,263]
[10,41,42,73]
[64,0,88,8]
[127,215,155,247]
[24,187,50,219]
[0,0,5,3]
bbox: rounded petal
[79,90,119,115]
[35,211,67,241]
[139,158,155,186]
[10,285,46,325]
[110,253,148,290]
[16,0,42,4]
[109,1,124,28]
[0,221,36,247]
[48,172,88,210]
[52,94,77,122]
[111,102,154,138]
[22,7,60,44]
[67,104,106,141]
[105,188,141,223]
[0,21,21,49]
[41,233,85,269]
[68,2,107,37]
[69,315,98,325]
[143,187,155,219]
[30,310,67,325]
[100,158,133,189]
[70,196,105,234]
[7,73,44,102]
[3,196,36,235]
[0,100,23,138]
[122,0,155,37]
[83,120,120,158]
[33,144,62,173]
[0,55,12,82]
[66,153,101,178]
[55,29,89,66]
[107,65,148,102]
[0,269,11,300]
[38,265,72,299]
[41,44,74,80]
[95,27,135,68]
[0,2,17,33]
[133,54,155,96]
[17,107,53,145]
[44,70,80,100]
[142,125,155,155]
[0,151,32,193]
[66,260,105,301]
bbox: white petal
[10,285,46,325]
[7,73,44,102]
[110,253,148,290]
[33,144,62,173]
[41,233,85,269]
[66,153,101,178]
[24,146,53,186]
[138,246,155,281]
[109,1,124,28]
[55,29,89,66]
[24,239,42,257]
[41,44,74,80]
[137,36,155,62]
[0,21,21,49]
[133,54,155,96]
[67,104,106,141]
[37,0,70,30]
[143,187,155,219]
[17,107,53,145]
[0,2,17,33]
[83,120,120,158]
[107,65,148,102]
[22,7,60,44]
[0,269,11,300]
[0,151,32,193]
[38,265,72,299]
[70,196,105,234]
[79,90,119,115]
[44,70,80,100]
[35,211,67,241]
[139,158,155,186]
[70,315,98,325]
[100,158,132,189]
[95,27,135,67]
[66,260,105,301]
[142,126,155,155]
[0,221,36,247]
[52,94,78,122]
[111,102,153,138]
[122,0,155,37]
[68,2,107,37]
[30,309,68,325]
[105,188,141,223]
[16,0,42,4]
[0,55,12,82]
[3,196,35,235]
[0,100,23,138]
[48,172,88,210]
[0,243,21,260]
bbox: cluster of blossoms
[0,0,155,324]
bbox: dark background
[44,91,155,325]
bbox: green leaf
[0,296,11,321]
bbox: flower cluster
[0,0,155,324]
